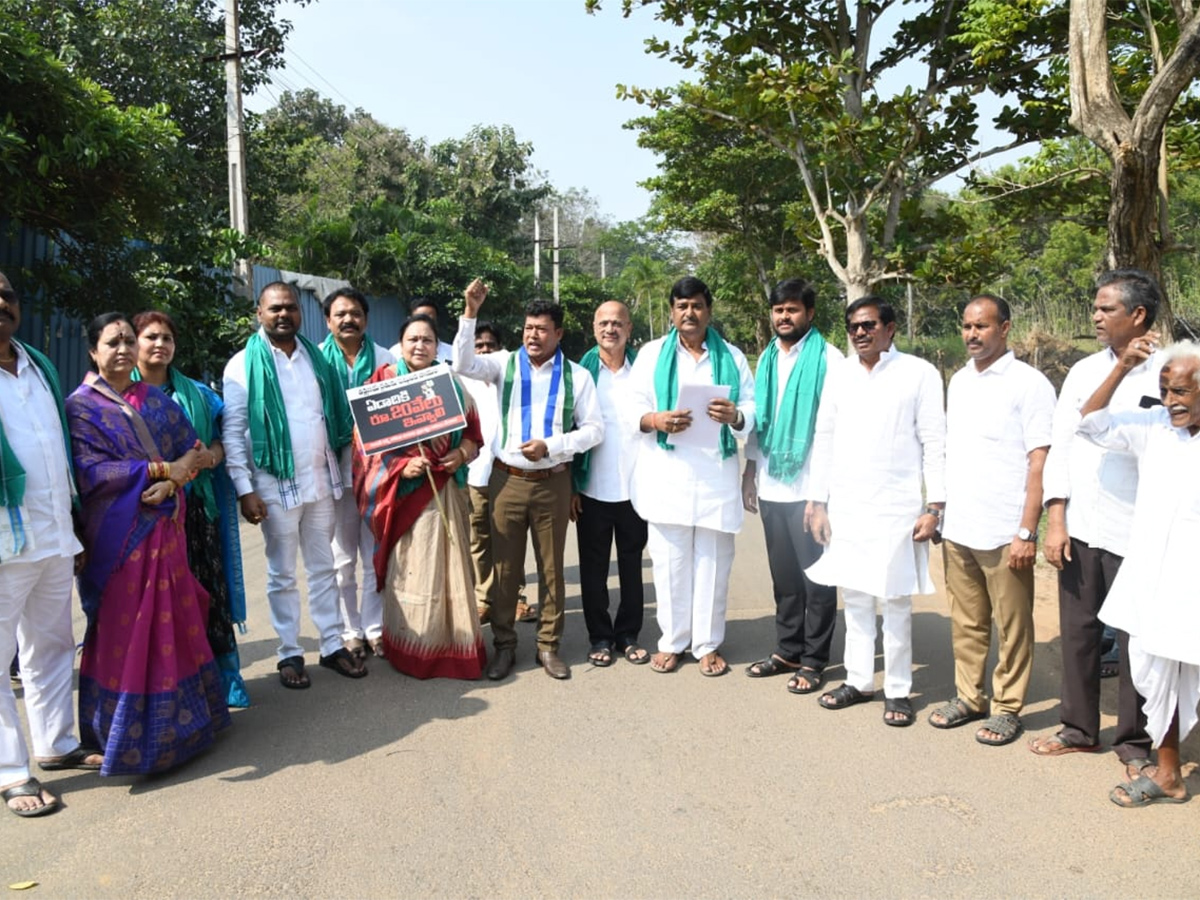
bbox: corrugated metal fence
[1,224,409,390]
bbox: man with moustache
[320,287,395,660]
[1030,270,1161,774]
[0,271,103,818]
[572,301,649,667]
[806,297,945,726]
[628,277,755,678]
[224,281,365,688]
[929,295,1055,745]
[741,278,843,693]
[1079,341,1200,806]
[452,280,603,680]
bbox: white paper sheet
[669,383,732,449]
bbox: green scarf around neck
[245,330,354,481]
[572,344,636,492]
[0,341,75,511]
[320,333,377,390]
[653,327,740,459]
[131,365,219,519]
[754,331,827,483]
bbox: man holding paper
[628,277,755,677]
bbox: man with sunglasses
[806,296,946,727]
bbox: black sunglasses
[847,319,879,334]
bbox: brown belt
[493,460,568,481]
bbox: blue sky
[248,0,688,223]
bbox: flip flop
[1028,733,1100,756]
[1109,773,1190,808]
[699,652,730,677]
[319,648,368,679]
[37,745,102,772]
[277,655,311,690]
[621,642,651,665]
[650,652,680,674]
[3,778,60,818]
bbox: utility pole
[533,214,540,285]
[552,206,560,303]
[225,0,252,299]
[600,251,606,281]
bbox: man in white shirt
[806,297,946,726]
[390,298,453,364]
[224,281,366,689]
[462,322,502,624]
[1030,270,1161,769]
[1079,340,1199,807]
[572,301,648,667]
[741,278,842,694]
[0,272,102,818]
[628,277,756,678]
[452,280,604,680]
[930,295,1055,745]
[319,287,395,660]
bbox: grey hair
[1161,340,1200,389]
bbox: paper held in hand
[348,367,466,455]
[670,383,732,449]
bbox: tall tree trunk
[843,211,873,302]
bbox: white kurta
[1086,407,1200,743]
[806,346,946,597]
[626,334,756,533]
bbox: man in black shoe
[572,301,649,668]
[741,278,843,694]
[452,279,603,680]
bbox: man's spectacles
[0,289,17,303]
[848,320,879,334]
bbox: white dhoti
[648,523,734,658]
[842,588,913,698]
[0,556,80,785]
[1127,637,1200,747]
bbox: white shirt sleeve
[221,352,253,498]
[451,318,503,385]
[916,361,947,504]
[1042,366,1083,503]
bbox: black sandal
[37,745,102,772]
[277,655,311,689]
[745,656,800,678]
[786,668,825,694]
[884,697,915,727]
[3,778,60,818]
[819,683,874,710]
[319,647,368,679]
[621,642,650,665]
[588,644,615,667]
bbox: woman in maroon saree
[354,315,486,679]
[67,313,230,775]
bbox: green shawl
[654,327,740,460]
[245,330,354,480]
[572,344,636,492]
[754,331,828,483]
[320,334,377,390]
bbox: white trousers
[842,588,913,698]
[332,491,383,642]
[0,556,80,785]
[648,523,734,658]
[261,495,343,660]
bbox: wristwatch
[1017,527,1036,542]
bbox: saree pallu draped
[66,378,230,776]
[354,364,486,679]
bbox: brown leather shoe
[486,647,516,681]
[536,649,570,680]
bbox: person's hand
[1044,519,1070,570]
[741,467,758,515]
[912,513,939,543]
[402,456,432,479]
[438,445,469,474]
[654,409,693,435]
[807,502,831,546]
[569,493,582,522]
[707,397,741,427]
[194,443,218,470]
[519,439,548,462]
[239,493,268,525]
[463,278,488,318]
[1009,535,1037,569]
[1119,330,1160,371]
[141,480,175,506]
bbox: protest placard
[348,367,466,455]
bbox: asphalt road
[5,515,1198,898]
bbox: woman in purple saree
[66,313,230,776]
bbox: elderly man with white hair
[1077,337,1200,807]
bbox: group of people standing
[2,264,1196,819]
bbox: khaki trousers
[467,485,495,608]
[487,466,571,652]
[943,540,1034,716]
